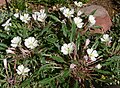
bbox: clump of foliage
[0,0,120,88]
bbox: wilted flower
[87,48,98,61]
[16,65,30,75]
[11,36,21,48]
[83,55,89,61]
[3,59,7,69]
[95,64,102,69]
[74,1,83,7]
[20,14,31,23]
[2,18,11,31]
[101,34,112,43]
[88,15,96,27]
[63,8,74,18]
[74,17,84,28]
[14,13,19,18]
[32,9,47,22]
[61,42,74,55]
[70,64,76,69]
[6,48,15,54]
[24,37,38,49]
[77,10,83,16]
[85,39,90,47]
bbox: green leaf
[62,24,68,37]
[76,33,81,50]
[62,69,70,78]
[89,9,97,15]
[51,56,65,63]
[74,80,79,88]
[20,79,30,87]
[0,33,8,39]
[40,22,52,36]
[40,74,61,85]
[95,69,111,74]
[70,22,76,42]
[0,47,6,50]
[0,43,8,48]
[48,15,61,22]
[93,25,102,29]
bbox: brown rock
[0,0,9,6]
[80,5,112,33]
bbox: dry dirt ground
[0,0,120,17]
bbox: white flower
[6,48,15,54]
[74,17,84,28]
[61,19,66,24]
[74,1,83,7]
[70,64,76,69]
[20,14,31,23]
[101,34,112,43]
[14,13,19,18]
[88,15,96,27]
[77,10,83,16]
[63,8,74,18]
[32,9,47,22]
[59,6,66,12]
[95,64,102,69]
[61,42,74,55]
[11,36,21,48]
[16,65,30,75]
[37,9,47,22]
[87,48,98,61]
[24,37,38,49]
[2,18,12,31]
[32,12,40,20]
[3,59,7,69]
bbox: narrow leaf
[51,56,65,63]
[70,22,76,42]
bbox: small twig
[5,0,10,11]
[14,58,17,84]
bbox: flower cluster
[32,9,47,22]
[10,36,38,49]
[74,17,84,28]
[60,7,74,18]
[1,1,115,87]
[88,15,96,27]
[60,5,96,29]
[61,42,74,55]
[13,9,47,23]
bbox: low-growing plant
[0,0,120,88]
